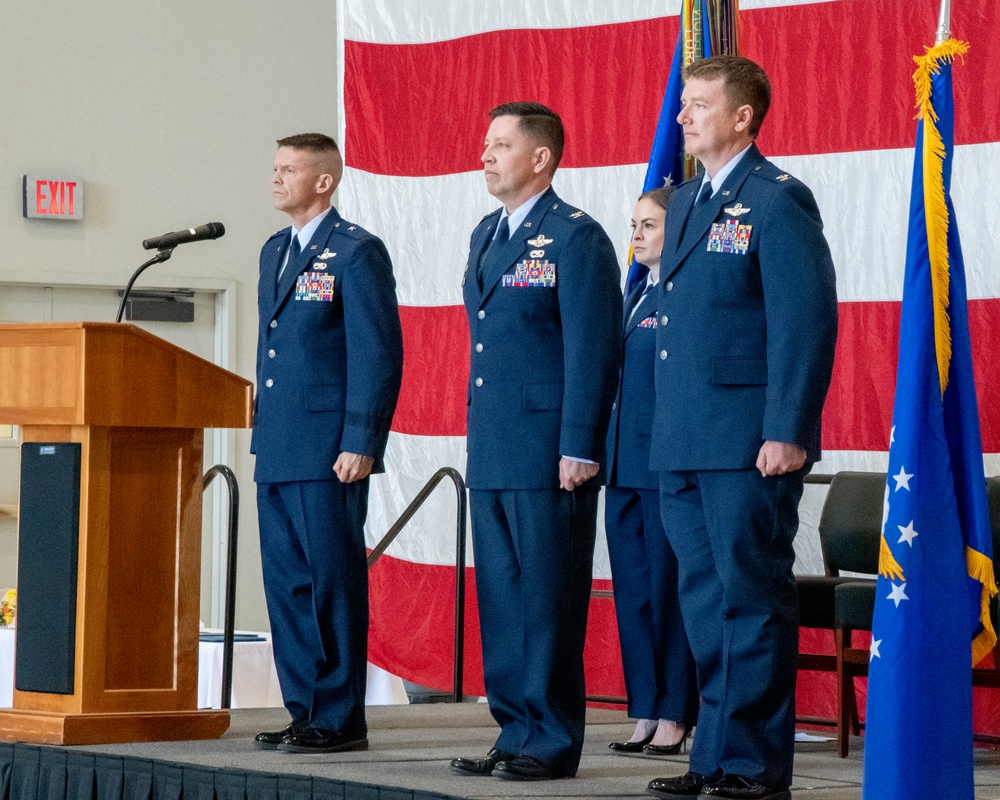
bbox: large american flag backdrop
[338,0,1000,726]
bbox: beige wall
[0,1,340,630]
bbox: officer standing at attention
[251,133,404,754]
[450,102,622,781]
[645,57,837,800]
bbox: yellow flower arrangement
[0,589,16,627]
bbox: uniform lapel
[662,144,763,283]
[479,186,556,304]
[274,208,341,311]
[624,283,656,339]
[260,234,287,319]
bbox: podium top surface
[0,322,253,429]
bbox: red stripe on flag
[367,551,624,697]
[344,0,1000,177]
[395,300,1000,452]
[394,305,469,436]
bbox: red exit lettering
[35,180,77,216]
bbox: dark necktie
[697,183,713,205]
[627,282,654,325]
[276,233,301,293]
[478,216,510,288]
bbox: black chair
[795,471,885,755]
[835,475,1000,757]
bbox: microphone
[142,222,225,251]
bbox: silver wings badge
[527,235,553,247]
[723,203,751,217]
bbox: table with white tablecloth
[0,628,407,709]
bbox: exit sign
[22,174,83,220]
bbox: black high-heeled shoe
[642,723,694,756]
[608,730,655,753]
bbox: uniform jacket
[606,282,660,490]
[463,186,622,490]
[649,145,838,472]
[252,207,404,483]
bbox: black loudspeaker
[15,442,81,694]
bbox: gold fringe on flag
[913,38,997,666]
[912,38,968,396]
[968,545,998,666]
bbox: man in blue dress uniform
[450,102,622,781]
[251,133,403,754]
[645,57,838,800]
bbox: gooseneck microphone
[116,222,226,322]
[142,222,225,251]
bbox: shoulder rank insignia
[775,174,791,182]
[569,211,585,219]
[317,248,336,260]
[723,203,751,217]
[527,235,553,247]
[348,226,357,231]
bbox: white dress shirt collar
[698,143,754,199]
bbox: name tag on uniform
[295,271,335,301]
[501,259,557,288]
[707,220,752,255]
[637,316,658,329]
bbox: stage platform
[4,704,1000,800]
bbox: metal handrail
[202,464,240,710]
[367,466,467,702]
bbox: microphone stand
[115,248,175,323]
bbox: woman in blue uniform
[605,188,699,755]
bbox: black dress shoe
[643,724,694,756]
[609,731,655,753]
[253,720,307,750]
[647,771,714,798]
[276,726,369,754]
[492,755,563,781]
[449,748,514,776]
[700,774,790,800]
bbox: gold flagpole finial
[936,0,951,43]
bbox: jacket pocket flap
[711,358,767,385]
[304,383,346,411]
[523,382,563,410]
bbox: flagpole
[936,0,950,43]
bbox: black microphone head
[141,221,226,250]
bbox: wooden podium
[0,322,253,744]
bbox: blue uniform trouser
[257,478,370,735]
[470,487,598,776]
[605,486,698,724]
[659,468,804,789]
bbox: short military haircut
[639,186,675,211]
[685,55,772,138]
[276,133,343,186]
[276,132,340,154]
[489,102,565,171]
